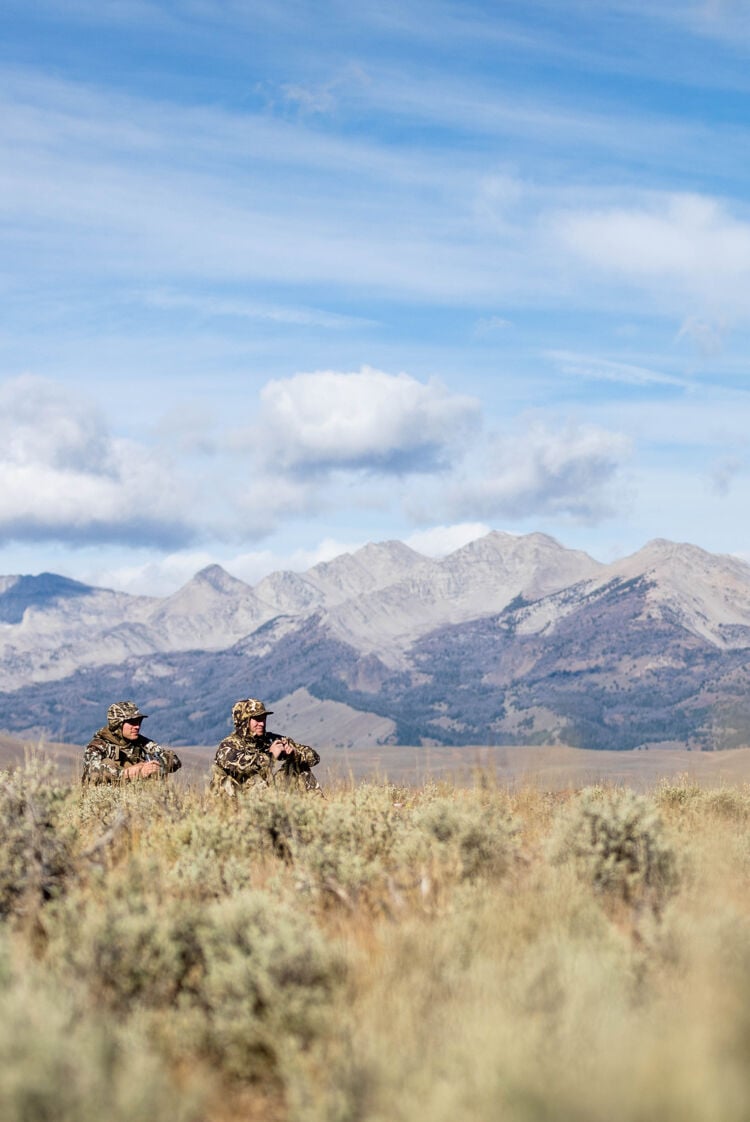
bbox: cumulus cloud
[0,375,197,546]
[436,420,632,522]
[236,366,481,475]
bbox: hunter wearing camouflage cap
[82,700,182,784]
[210,697,321,796]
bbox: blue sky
[2,0,750,594]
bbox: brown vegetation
[1,749,750,1119]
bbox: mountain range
[2,531,750,752]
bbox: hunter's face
[249,715,267,736]
[122,719,142,740]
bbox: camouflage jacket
[211,731,321,796]
[82,727,182,784]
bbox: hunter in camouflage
[211,697,321,796]
[82,700,182,784]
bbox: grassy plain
[7,732,750,790]
[2,740,750,1120]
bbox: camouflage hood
[232,698,273,735]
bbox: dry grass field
[7,731,750,791]
[320,740,750,789]
[2,739,750,1120]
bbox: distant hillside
[0,732,83,781]
[1,532,750,750]
[0,573,95,624]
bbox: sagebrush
[1,757,749,1122]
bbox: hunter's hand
[123,760,161,780]
[269,737,292,759]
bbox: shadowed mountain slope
[1,533,750,750]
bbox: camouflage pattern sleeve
[269,735,323,793]
[271,735,320,768]
[143,742,182,774]
[214,735,272,782]
[82,735,124,784]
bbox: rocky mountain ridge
[2,532,750,751]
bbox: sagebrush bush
[46,862,346,1085]
[550,786,678,914]
[0,969,205,1122]
[655,775,703,811]
[11,764,750,1122]
[172,889,346,1083]
[276,787,403,900]
[408,794,519,880]
[46,856,205,1010]
[205,785,520,903]
[0,757,75,920]
[72,779,191,835]
[695,787,750,822]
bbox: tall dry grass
[1,756,750,1120]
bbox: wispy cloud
[675,316,728,357]
[547,350,687,388]
[709,454,745,497]
[552,193,750,314]
[145,289,374,330]
[405,522,492,556]
[5,63,750,318]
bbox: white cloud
[675,316,728,357]
[438,421,632,522]
[145,288,373,330]
[241,366,481,475]
[228,470,322,528]
[709,455,745,497]
[547,350,687,388]
[552,193,750,313]
[78,536,375,595]
[0,375,196,546]
[474,315,514,336]
[405,522,492,556]
[280,80,340,116]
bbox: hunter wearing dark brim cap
[82,700,182,784]
[210,697,321,796]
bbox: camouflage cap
[232,698,273,725]
[107,700,148,729]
